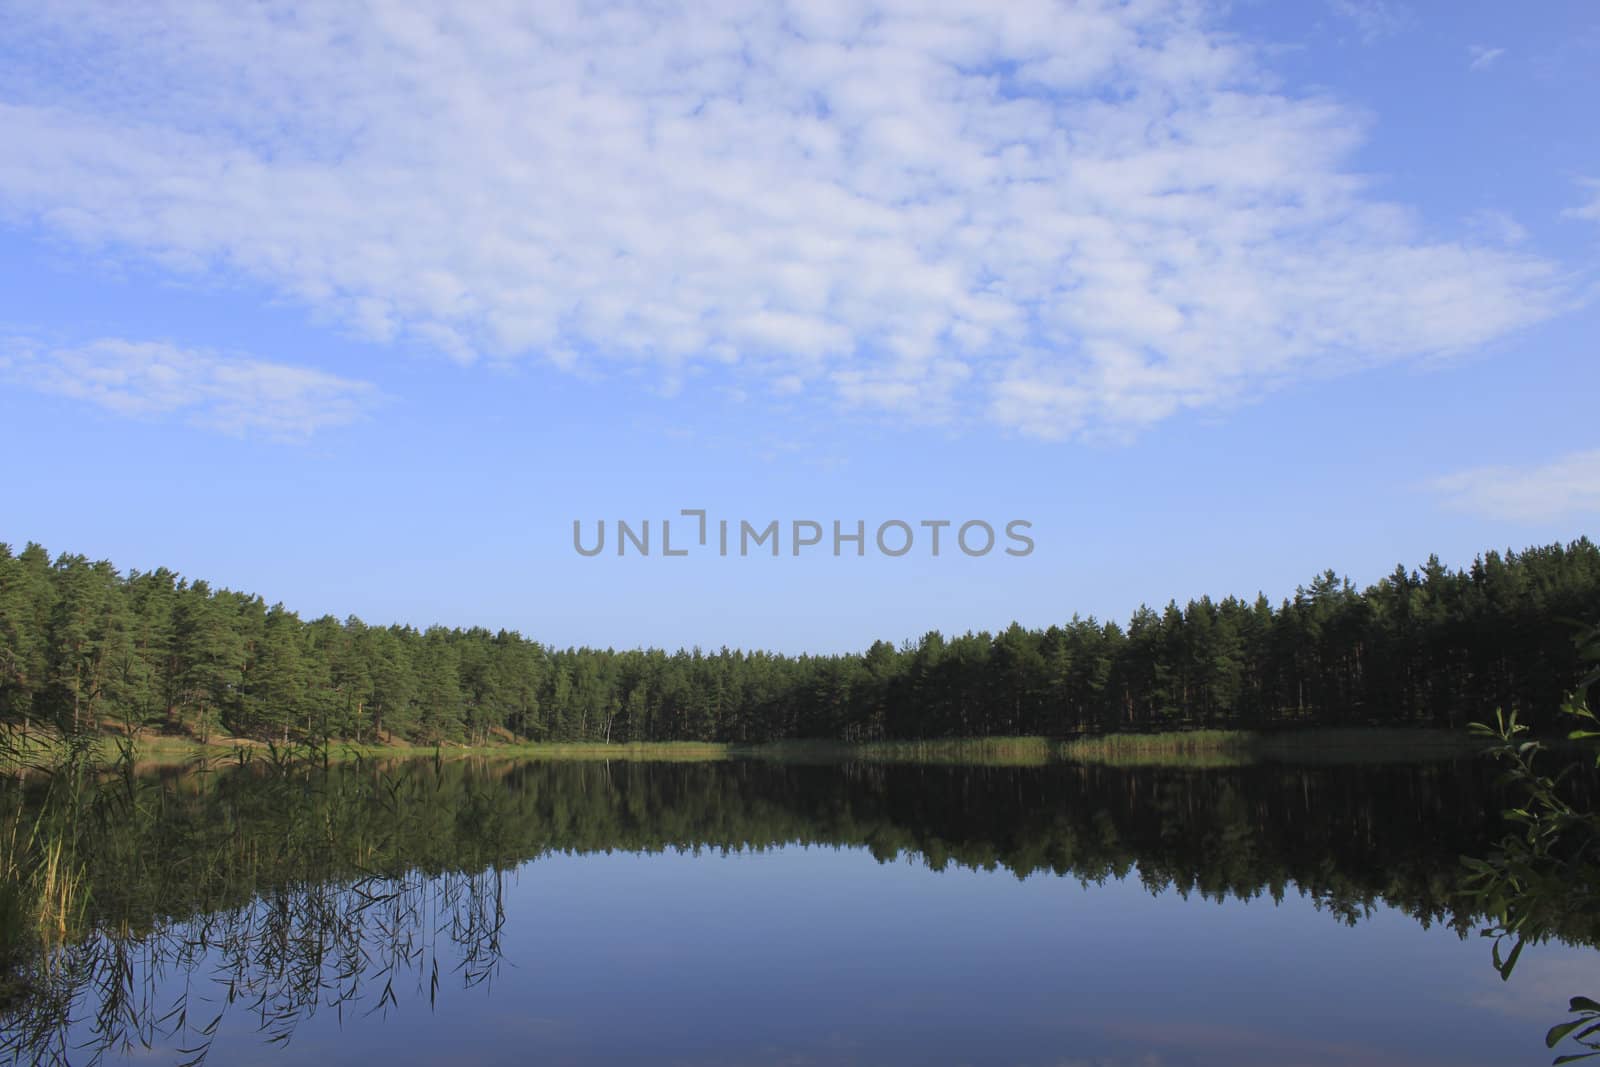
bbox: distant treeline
[0,538,1596,744]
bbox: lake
[5,753,1598,1065]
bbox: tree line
[0,537,1596,745]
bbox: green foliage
[1464,624,1600,1063]
[1546,997,1600,1063]
[0,538,1597,747]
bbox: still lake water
[9,755,1599,1065]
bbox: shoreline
[4,725,1493,771]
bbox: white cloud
[1327,0,1412,43]
[0,337,380,438]
[1467,45,1505,71]
[1466,209,1528,246]
[1567,179,1600,224]
[1432,449,1600,522]
[0,0,1565,440]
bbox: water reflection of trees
[2,753,1596,1063]
[0,749,516,1065]
[8,868,505,1066]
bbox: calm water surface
[9,756,1598,1065]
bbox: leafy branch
[1464,624,1600,1063]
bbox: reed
[31,840,84,947]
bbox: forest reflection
[2,753,1595,1064]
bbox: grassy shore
[2,725,1495,773]
[763,729,1486,767]
[0,732,742,773]
[756,736,1056,765]
[336,740,735,762]
[1055,727,1487,767]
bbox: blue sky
[0,0,1596,653]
